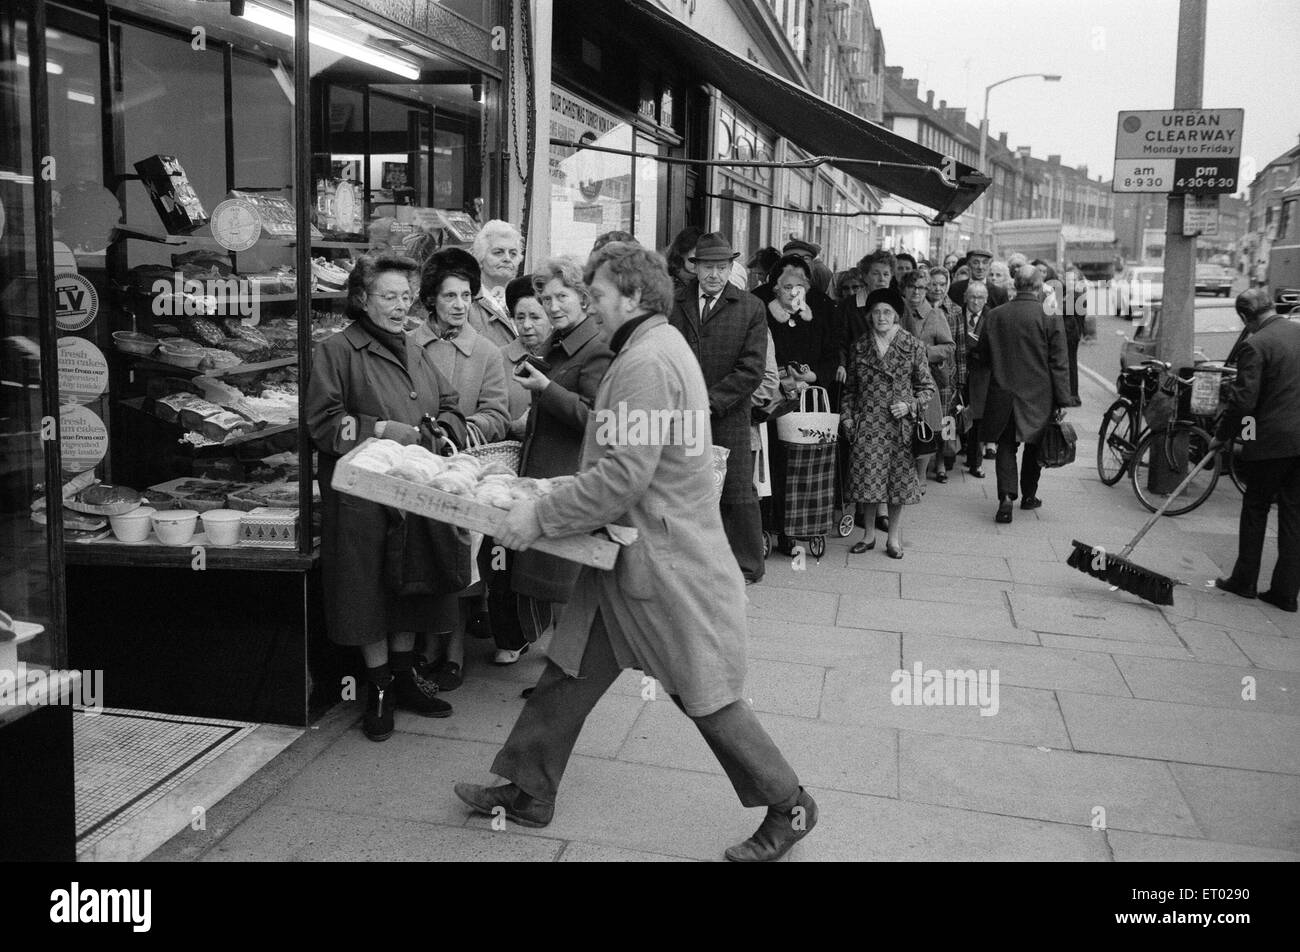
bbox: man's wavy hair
[585,241,674,316]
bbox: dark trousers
[1229,455,1300,601]
[721,464,764,581]
[491,608,799,808]
[994,419,1042,501]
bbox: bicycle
[1098,360,1247,499]
[1096,358,1169,486]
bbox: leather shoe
[968,467,985,478]
[725,787,818,862]
[850,537,875,554]
[934,470,948,484]
[1214,577,1257,600]
[1258,589,1298,612]
[885,544,904,560]
[453,782,554,828]
[1020,496,1042,510]
[995,501,1013,524]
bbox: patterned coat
[669,279,767,504]
[842,329,936,506]
[901,301,954,433]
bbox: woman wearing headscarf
[841,287,936,559]
[764,253,840,553]
[307,253,468,742]
[488,256,613,666]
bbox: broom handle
[1118,443,1220,560]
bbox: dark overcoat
[512,315,613,601]
[307,322,463,646]
[970,292,1072,445]
[669,279,767,504]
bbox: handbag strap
[800,385,830,415]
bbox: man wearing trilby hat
[668,232,769,584]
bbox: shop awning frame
[611,0,990,223]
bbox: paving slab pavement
[150,361,1300,862]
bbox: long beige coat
[533,315,748,717]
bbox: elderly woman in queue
[488,256,613,666]
[469,219,530,428]
[899,269,955,487]
[841,287,936,558]
[409,247,511,691]
[307,253,468,742]
[764,253,840,554]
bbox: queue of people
[303,219,1096,859]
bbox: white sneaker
[493,644,530,665]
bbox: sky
[870,0,1300,195]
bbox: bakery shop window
[309,0,496,254]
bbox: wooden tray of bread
[332,438,630,570]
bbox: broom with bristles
[1067,441,1222,606]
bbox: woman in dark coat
[764,254,840,553]
[841,287,936,559]
[307,253,468,741]
[489,255,613,665]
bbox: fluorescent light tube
[67,90,96,104]
[241,2,421,81]
[16,52,64,75]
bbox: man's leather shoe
[725,788,818,862]
[995,501,1013,524]
[1020,496,1042,510]
[453,782,554,828]
[1214,577,1256,600]
[1259,590,1298,613]
[967,467,985,478]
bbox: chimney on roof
[1017,146,1031,158]
[1048,154,1061,165]
[885,65,904,85]
[998,132,1008,147]
[938,98,946,111]
[926,90,934,108]
[902,78,920,100]
[1079,164,1088,178]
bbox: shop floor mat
[74,707,257,853]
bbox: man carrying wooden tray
[453,241,818,862]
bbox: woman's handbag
[910,416,938,457]
[384,509,472,596]
[1037,418,1078,468]
[775,386,839,445]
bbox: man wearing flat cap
[669,232,769,583]
[948,249,1009,310]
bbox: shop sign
[55,272,99,331]
[57,337,109,406]
[59,404,109,473]
[550,89,626,203]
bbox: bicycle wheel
[1129,422,1221,516]
[1097,399,1136,486]
[1226,439,1248,494]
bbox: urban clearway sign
[1111,108,1244,195]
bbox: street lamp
[977,72,1061,248]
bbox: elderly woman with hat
[409,247,512,690]
[841,287,936,558]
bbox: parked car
[1120,303,1244,369]
[1195,264,1233,296]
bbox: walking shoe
[391,666,453,717]
[1214,577,1257,600]
[967,467,985,478]
[453,782,554,828]
[493,644,530,665]
[430,660,463,692]
[995,500,1013,524]
[362,678,395,742]
[1020,496,1042,510]
[724,787,818,862]
[1258,589,1298,613]
[934,470,948,484]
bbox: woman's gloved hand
[379,420,420,446]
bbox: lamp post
[977,72,1061,248]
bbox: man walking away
[970,266,1072,524]
[1214,289,1300,613]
